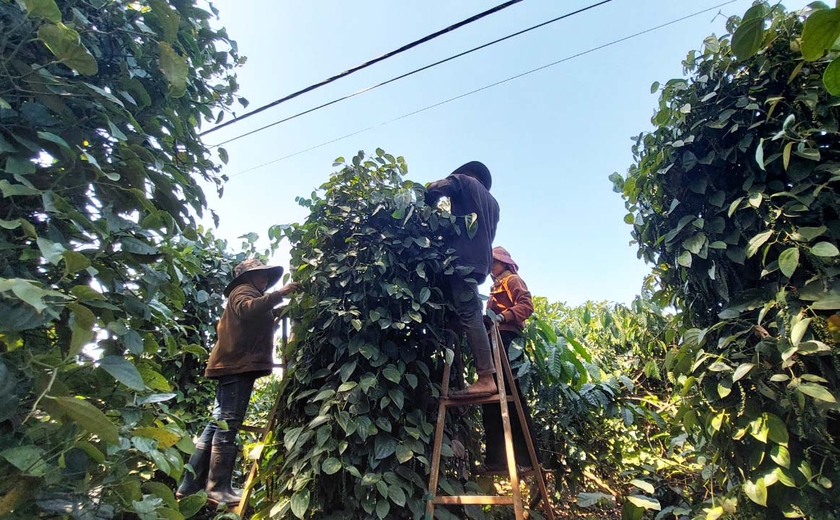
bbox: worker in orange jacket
[482,246,542,471]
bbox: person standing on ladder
[176,259,301,507]
[425,161,500,399]
[482,246,542,471]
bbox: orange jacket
[487,271,533,331]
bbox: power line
[228,0,738,179]
[212,0,614,148]
[200,0,524,137]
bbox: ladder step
[431,495,516,505]
[239,425,263,433]
[441,394,514,406]
[476,467,538,477]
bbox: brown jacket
[205,282,284,378]
[487,271,533,331]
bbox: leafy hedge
[251,151,486,520]
[614,3,840,517]
[0,0,245,517]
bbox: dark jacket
[487,270,533,331]
[425,173,500,277]
[205,282,284,378]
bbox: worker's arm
[424,175,462,205]
[228,285,284,320]
[500,276,534,326]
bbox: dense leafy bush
[253,150,480,519]
[614,3,840,517]
[0,0,244,517]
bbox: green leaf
[158,42,189,96]
[626,495,661,511]
[322,457,341,475]
[62,250,90,275]
[765,413,789,445]
[0,179,41,197]
[37,237,65,264]
[810,242,840,257]
[120,236,159,256]
[388,485,406,507]
[218,147,229,165]
[70,284,105,301]
[132,427,181,448]
[50,396,119,444]
[677,250,692,267]
[37,23,98,75]
[732,363,755,382]
[98,356,146,391]
[747,230,773,258]
[682,233,706,254]
[744,479,767,506]
[149,0,181,43]
[770,445,791,468]
[2,278,68,312]
[178,491,207,518]
[778,247,800,278]
[791,318,811,347]
[374,434,397,459]
[801,8,840,61]
[22,0,62,22]
[376,498,390,519]
[630,479,655,494]
[5,156,36,176]
[1,445,49,476]
[395,444,413,463]
[732,16,766,61]
[382,365,401,384]
[797,382,836,402]
[291,488,310,519]
[823,56,840,96]
[418,286,431,304]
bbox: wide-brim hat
[223,258,284,297]
[451,161,492,190]
[492,246,519,274]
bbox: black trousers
[197,372,258,447]
[482,330,541,467]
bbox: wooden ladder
[426,324,555,520]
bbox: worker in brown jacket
[482,246,542,471]
[425,161,500,398]
[176,259,300,506]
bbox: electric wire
[228,0,738,179]
[200,0,524,137]
[212,0,613,147]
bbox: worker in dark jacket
[425,161,500,398]
[482,246,541,471]
[176,258,300,506]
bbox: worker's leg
[448,274,496,395]
[207,372,258,505]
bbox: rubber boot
[176,443,211,498]
[206,444,242,506]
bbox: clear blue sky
[200,0,806,307]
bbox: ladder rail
[493,325,555,520]
[427,323,555,520]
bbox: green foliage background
[614,2,840,518]
[0,0,245,517]
[5,1,840,520]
